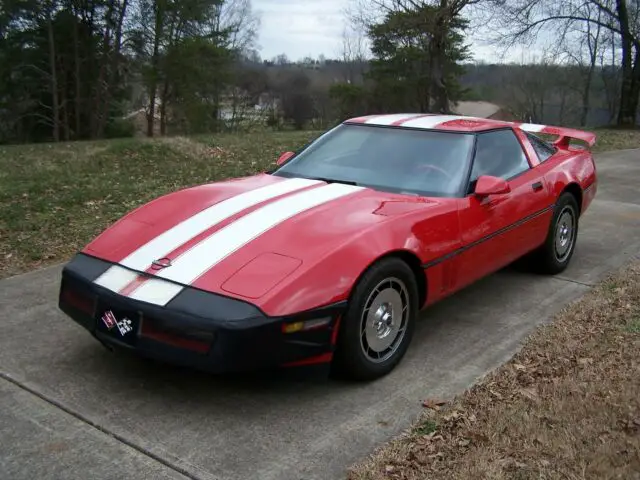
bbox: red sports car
[59,114,597,380]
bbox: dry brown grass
[592,129,640,153]
[350,263,640,480]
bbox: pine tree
[367,4,470,113]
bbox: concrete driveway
[1,149,639,480]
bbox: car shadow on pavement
[58,264,534,400]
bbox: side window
[470,130,530,185]
[525,132,557,162]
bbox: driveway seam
[554,277,595,287]
[0,371,214,480]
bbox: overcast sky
[252,0,515,63]
[253,0,346,61]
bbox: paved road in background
[1,149,639,480]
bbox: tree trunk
[615,0,638,127]
[91,16,110,138]
[47,13,60,142]
[581,17,600,128]
[147,3,163,138]
[97,0,129,138]
[62,99,70,141]
[617,61,638,127]
[95,0,116,138]
[430,0,449,114]
[160,78,169,135]
[73,12,82,139]
[160,101,166,135]
[628,49,640,124]
[580,68,593,127]
[430,34,448,113]
[602,35,619,124]
[114,0,128,61]
[559,89,566,124]
[147,77,158,137]
[147,86,158,137]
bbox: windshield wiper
[308,176,359,186]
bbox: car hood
[84,174,453,315]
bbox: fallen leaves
[519,387,539,402]
[349,263,640,480]
[422,398,447,410]
[488,388,503,400]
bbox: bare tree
[580,10,604,126]
[488,0,640,127]
[339,24,367,83]
[502,55,559,122]
[212,0,260,52]
[600,29,622,123]
[557,5,606,126]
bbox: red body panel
[191,192,461,314]
[82,119,597,321]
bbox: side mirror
[276,151,295,166]
[474,175,511,197]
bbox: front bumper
[59,254,345,373]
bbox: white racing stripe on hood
[94,265,139,292]
[128,278,183,305]
[120,177,321,271]
[93,177,320,294]
[130,182,365,306]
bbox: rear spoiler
[516,123,597,148]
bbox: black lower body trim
[58,256,346,374]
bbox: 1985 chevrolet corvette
[59,114,597,380]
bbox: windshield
[273,124,474,197]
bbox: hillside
[0,131,318,278]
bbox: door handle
[531,181,544,192]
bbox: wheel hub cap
[555,207,575,261]
[373,303,394,338]
[360,278,409,363]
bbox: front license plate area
[96,305,140,346]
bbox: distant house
[452,101,516,121]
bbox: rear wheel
[333,258,418,381]
[531,192,579,274]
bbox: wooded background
[1,0,638,144]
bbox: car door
[454,128,554,289]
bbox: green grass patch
[413,420,438,436]
[626,317,640,334]
[0,131,319,278]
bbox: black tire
[530,192,580,274]
[333,257,418,381]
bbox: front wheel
[333,258,418,381]
[531,192,579,274]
